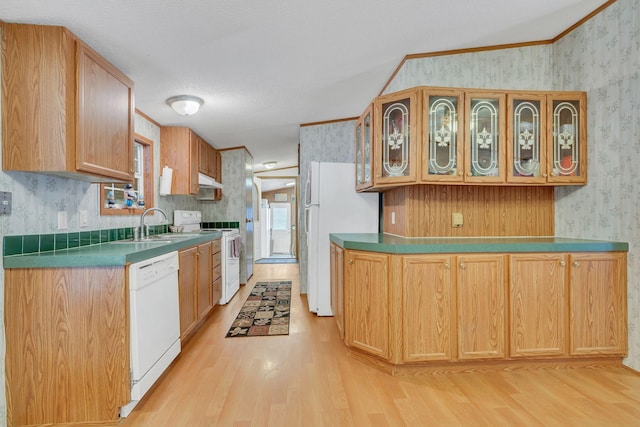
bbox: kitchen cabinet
[330,243,345,339]
[456,254,506,360]
[420,88,465,183]
[506,93,548,184]
[160,126,201,195]
[355,104,374,191]
[344,249,390,359]
[332,237,627,374]
[509,253,567,357]
[359,86,587,190]
[212,238,223,307]
[179,241,218,341]
[199,138,219,180]
[402,255,454,362]
[547,92,587,184]
[2,23,135,182]
[464,90,506,183]
[5,266,129,426]
[569,252,627,355]
[372,88,419,187]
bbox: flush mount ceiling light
[262,161,277,169]
[166,95,204,116]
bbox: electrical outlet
[58,211,68,230]
[452,212,463,228]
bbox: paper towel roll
[159,166,173,196]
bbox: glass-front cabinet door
[421,89,464,182]
[355,104,374,191]
[506,93,547,184]
[547,92,587,184]
[373,88,418,186]
[464,91,506,183]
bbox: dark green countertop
[329,234,629,254]
[3,231,222,268]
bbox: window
[100,134,154,215]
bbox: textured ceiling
[0,0,609,172]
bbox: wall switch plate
[0,191,11,214]
[58,211,68,230]
[391,211,396,225]
[452,212,463,228]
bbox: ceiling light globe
[166,95,204,116]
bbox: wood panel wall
[383,185,554,237]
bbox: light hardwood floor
[121,263,640,427]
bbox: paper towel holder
[159,165,174,196]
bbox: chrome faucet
[136,207,168,240]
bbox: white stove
[173,210,241,304]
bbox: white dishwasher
[121,251,181,417]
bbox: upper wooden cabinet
[421,88,465,183]
[373,88,419,187]
[161,126,222,197]
[199,138,219,180]
[355,104,374,191]
[547,92,587,185]
[358,86,587,191]
[160,126,200,195]
[2,23,134,182]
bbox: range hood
[198,173,223,190]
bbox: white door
[270,203,291,254]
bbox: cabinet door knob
[573,261,580,267]
[444,263,450,269]
[560,260,566,267]
[543,173,548,178]
[349,259,353,264]
[459,262,466,269]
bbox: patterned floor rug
[226,280,291,337]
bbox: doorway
[254,176,298,264]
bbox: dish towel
[231,236,242,258]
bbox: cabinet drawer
[212,251,222,267]
[213,264,222,280]
[212,239,222,253]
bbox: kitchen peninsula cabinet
[330,234,628,375]
[2,23,135,182]
[179,241,217,341]
[344,250,390,359]
[330,243,345,338]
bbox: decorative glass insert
[355,122,363,185]
[470,98,499,176]
[553,101,579,176]
[382,99,410,177]
[513,100,541,177]
[428,96,458,175]
[363,111,372,183]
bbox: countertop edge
[329,234,629,254]
[3,232,222,268]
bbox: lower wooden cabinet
[179,240,218,341]
[212,239,223,305]
[456,254,506,360]
[569,252,627,355]
[344,249,390,359]
[5,267,129,426]
[330,243,345,339]
[402,255,454,362]
[333,247,627,371]
[509,253,567,357]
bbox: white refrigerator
[304,161,379,316]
